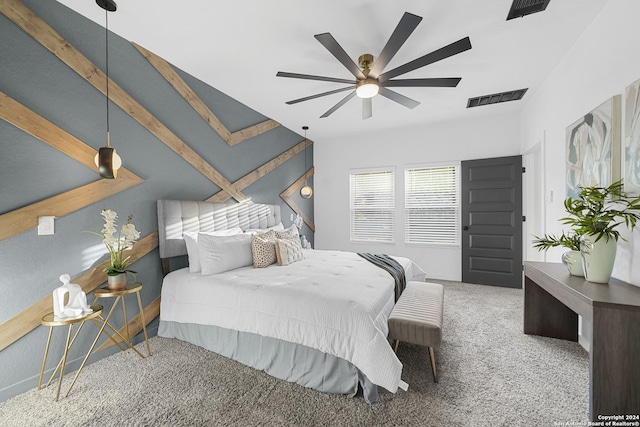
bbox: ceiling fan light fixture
[356,79,379,99]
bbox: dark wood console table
[524,262,640,421]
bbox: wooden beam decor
[207,139,313,203]
[280,167,316,232]
[0,232,158,352]
[132,42,280,147]
[0,0,247,202]
[96,296,160,352]
[0,91,144,242]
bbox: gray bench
[388,281,444,382]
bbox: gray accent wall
[0,0,313,402]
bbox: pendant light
[94,0,122,179]
[300,126,313,199]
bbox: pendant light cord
[105,6,110,146]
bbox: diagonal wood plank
[0,232,158,352]
[207,139,313,203]
[0,0,247,202]
[0,91,144,241]
[280,167,316,232]
[132,42,280,147]
[227,119,281,147]
[95,296,160,353]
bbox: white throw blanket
[160,250,426,393]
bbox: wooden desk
[524,262,640,420]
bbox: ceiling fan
[276,12,472,120]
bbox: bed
[156,199,427,402]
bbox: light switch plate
[38,216,55,235]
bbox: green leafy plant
[532,231,582,252]
[561,180,640,242]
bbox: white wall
[520,0,640,286]
[315,113,521,281]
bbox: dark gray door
[461,155,523,288]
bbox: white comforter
[160,249,427,393]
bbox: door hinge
[522,215,526,222]
[522,167,526,173]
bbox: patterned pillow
[275,225,299,240]
[251,230,277,268]
[275,237,304,266]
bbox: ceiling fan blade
[378,87,420,109]
[362,98,372,120]
[276,71,355,85]
[320,90,357,118]
[285,86,354,105]
[315,33,366,80]
[378,37,472,82]
[369,12,422,79]
[382,77,462,88]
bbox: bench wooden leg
[393,339,400,353]
[428,347,438,383]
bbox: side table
[92,282,151,359]
[38,304,105,401]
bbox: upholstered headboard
[157,199,281,261]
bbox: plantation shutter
[405,166,460,245]
[350,170,395,243]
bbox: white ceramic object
[52,273,91,318]
[561,250,584,276]
[580,235,617,283]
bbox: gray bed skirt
[158,320,379,403]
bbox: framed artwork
[624,78,640,194]
[566,95,621,199]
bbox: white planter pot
[580,235,617,283]
[561,250,584,277]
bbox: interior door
[461,155,523,288]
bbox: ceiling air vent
[506,0,551,20]
[467,88,528,108]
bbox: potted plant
[560,180,640,283]
[532,231,584,276]
[87,209,141,290]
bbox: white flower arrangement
[88,209,141,276]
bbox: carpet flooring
[0,280,589,427]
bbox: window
[349,169,395,243]
[405,165,460,245]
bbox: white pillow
[184,227,243,273]
[198,233,253,275]
[275,237,304,266]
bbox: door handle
[463,226,469,231]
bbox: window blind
[349,170,395,243]
[405,166,460,245]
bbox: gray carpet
[0,281,589,427]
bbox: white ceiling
[56,0,608,141]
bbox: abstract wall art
[624,79,640,194]
[566,95,621,199]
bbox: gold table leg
[54,325,73,401]
[94,295,145,358]
[44,320,88,388]
[38,326,54,390]
[136,292,151,357]
[64,305,114,398]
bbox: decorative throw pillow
[275,225,299,240]
[183,228,243,273]
[198,233,253,275]
[275,237,304,266]
[244,222,285,235]
[251,230,277,268]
